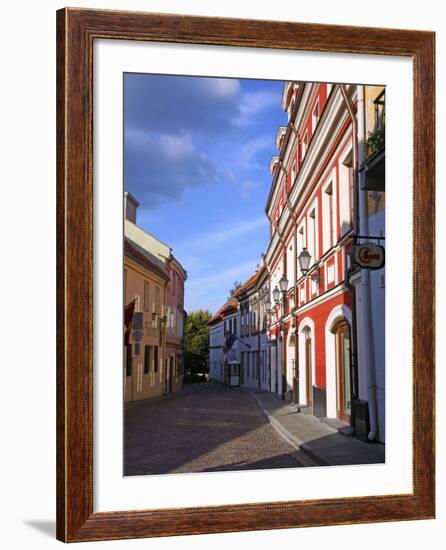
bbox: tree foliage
[183,309,212,382]
[228,280,242,299]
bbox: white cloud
[187,260,257,289]
[185,259,260,313]
[174,216,268,251]
[235,90,282,126]
[241,180,260,197]
[238,135,273,163]
[208,78,241,98]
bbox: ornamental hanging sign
[351,242,385,269]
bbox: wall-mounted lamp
[298,248,321,285]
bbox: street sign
[351,242,385,269]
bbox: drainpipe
[340,84,378,441]
[338,84,360,432]
[282,156,301,404]
[357,86,379,441]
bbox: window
[312,101,319,133]
[287,243,295,286]
[143,281,149,310]
[291,161,296,185]
[144,345,151,374]
[155,286,160,313]
[374,89,385,130]
[154,346,159,372]
[302,131,308,159]
[340,150,354,235]
[297,225,305,279]
[233,317,237,335]
[126,345,132,377]
[324,182,335,250]
[308,208,318,263]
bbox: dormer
[281,81,294,111]
[270,155,280,176]
[275,126,287,151]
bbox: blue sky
[124,73,287,314]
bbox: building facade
[264,81,385,442]
[124,192,187,402]
[209,265,271,392]
[265,82,356,423]
[208,298,239,384]
[124,238,169,402]
[352,85,385,442]
[165,256,187,394]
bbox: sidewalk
[251,391,385,467]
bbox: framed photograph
[56,7,435,542]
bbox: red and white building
[265,82,361,430]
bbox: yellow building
[124,237,169,402]
[363,85,385,216]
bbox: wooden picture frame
[56,7,435,542]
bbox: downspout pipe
[340,84,378,441]
[282,157,301,404]
[357,86,379,441]
[339,84,360,433]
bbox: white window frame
[312,99,320,134]
[322,168,337,253]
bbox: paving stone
[124,383,310,475]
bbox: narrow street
[124,383,313,475]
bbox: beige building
[124,237,169,402]
[124,192,186,402]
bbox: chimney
[124,192,139,224]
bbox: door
[240,352,245,386]
[336,322,352,422]
[125,344,133,402]
[169,355,174,393]
[305,335,313,406]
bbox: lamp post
[279,274,289,295]
[298,248,321,286]
[272,285,280,304]
[298,247,311,275]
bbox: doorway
[335,321,352,422]
[304,329,313,407]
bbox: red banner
[124,299,136,345]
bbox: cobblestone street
[125,383,312,475]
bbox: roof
[124,239,170,282]
[208,266,267,326]
[234,265,266,298]
[207,297,239,326]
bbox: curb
[250,392,330,467]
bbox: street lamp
[298,247,311,275]
[264,297,272,314]
[272,285,280,304]
[279,274,289,295]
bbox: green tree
[183,309,212,383]
[228,280,242,299]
